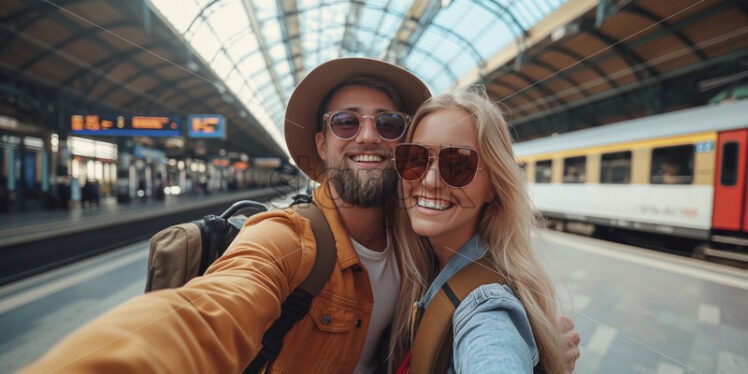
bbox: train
[513,99,748,262]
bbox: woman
[389,87,565,373]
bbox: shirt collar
[417,233,487,309]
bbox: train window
[563,156,586,183]
[720,142,739,186]
[600,151,631,184]
[518,162,527,181]
[535,160,552,183]
[650,144,694,184]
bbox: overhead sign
[188,114,225,138]
[69,137,118,160]
[71,114,181,137]
[253,157,281,168]
[233,161,249,170]
[212,158,230,168]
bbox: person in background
[0,176,8,212]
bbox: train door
[712,129,748,231]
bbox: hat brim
[284,58,431,182]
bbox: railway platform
[0,185,296,286]
[1,227,746,373]
[0,186,292,248]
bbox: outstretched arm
[452,284,538,374]
[19,212,315,374]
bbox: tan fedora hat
[285,57,431,181]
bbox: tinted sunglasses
[322,110,411,141]
[394,143,481,188]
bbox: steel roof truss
[275,0,303,84]
[383,0,440,65]
[44,11,205,113]
[17,20,136,72]
[340,0,364,55]
[581,18,658,81]
[529,58,592,98]
[240,0,288,104]
[625,5,707,61]
[59,42,165,86]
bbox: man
[22,58,579,373]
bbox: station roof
[0,0,285,159]
[468,0,748,140]
[149,0,568,140]
[1,0,745,157]
[135,0,748,143]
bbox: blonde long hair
[388,87,564,373]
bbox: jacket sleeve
[451,284,539,374]
[18,210,316,374]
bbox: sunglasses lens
[375,113,407,140]
[395,144,430,181]
[439,147,479,187]
[329,111,360,139]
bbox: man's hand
[560,316,581,373]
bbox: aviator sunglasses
[322,110,411,141]
[394,143,481,188]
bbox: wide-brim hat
[285,58,431,181]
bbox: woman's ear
[315,131,327,161]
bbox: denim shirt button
[322,315,331,325]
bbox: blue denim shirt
[417,234,539,373]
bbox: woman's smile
[402,108,494,251]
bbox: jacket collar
[312,180,362,269]
[417,233,486,309]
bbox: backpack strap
[410,257,502,374]
[291,203,337,294]
[244,201,336,374]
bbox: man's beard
[326,160,397,207]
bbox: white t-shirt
[351,230,401,374]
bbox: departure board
[233,161,249,170]
[212,158,230,168]
[71,114,181,137]
[188,114,225,138]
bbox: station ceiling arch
[465,0,748,140]
[149,0,568,138]
[3,0,742,153]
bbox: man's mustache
[341,146,393,157]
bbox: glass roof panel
[254,0,277,20]
[531,0,552,14]
[189,24,222,60]
[360,7,383,24]
[473,22,513,59]
[154,0,201,32]
[275,60,291,76]
[207,1,247,43]
[211,52,234,79]
[225,32,253,57]
[152,0,569,154]
[261,21,283,45]
[238,51,263,74]
[226,69,244,93]
[254,71,271,89]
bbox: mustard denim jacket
[21,181,376,373]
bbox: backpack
[145,195,337,373]
[408,258,545,374]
